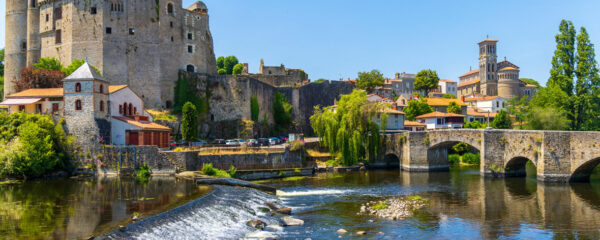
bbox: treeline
[508,20,600,130]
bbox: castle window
[91,7,97,15]
[75,100,82,111]
[46,14,49,22]
[186,65,195,72]
[55,30,62,44]
[99,84,104,93]
[31,0,36,8]
[55,6,62,20]
[22,41,27,50]
[100,101,105,112]
[171,36,174,42]
[167,3,174,14]
[75,83,81,92]
[170,21,173,28]
[129,28,135,35]
[188,45,193,53]
[106,27,112,34]
[188,33,193,40]
[166,101,172,109]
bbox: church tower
[4,0,29,98]
[478,38,498,96]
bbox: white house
[375,108,405,132]
[463,96,506,113]
[416,111,465,130]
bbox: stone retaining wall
[163,149,311,171]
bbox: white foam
[276,189,351,197]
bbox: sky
[1,0,600,86]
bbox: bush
[136,163,151,180]
[202,163,231,178]
[451,142,471,155]
[290,140,305,151]
[181,102,198,142]
[462,153,481,165]
[448,154,460,165]
[228,165,237,177]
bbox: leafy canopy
[181,102,198,142]
[273,92,293,131]
[491,110,512,129]
[403,98,433,121]
[447,101,462,114]
[414,69,440,95]
[356,70,384,92]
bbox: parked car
[268,137,279,145]
[279,136,288,143]
[190,140,207,146]
[236,139,247,146]
[169,140,177,148]
[248,139,259,147]
[258,138,270,146]
[225,140,238,146]
[212,139,226,145]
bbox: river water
[3,167,600,239]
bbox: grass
[306,149,331,157]
[201,163,231,178]
[371,201,389,210]
[146,109,178,122]
[281,176,306,181]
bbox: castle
[457,38,537,99]
[4,0,217,109]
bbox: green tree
[403,99,433,121]
[232,63,244,75]
[526,107,571,130]
[574,27,600,130]
[224,56,239,74]
[273,92,293,131]
[250,96,259,122]
[506,96,529,129]
[61,59,101,76]
[447,101,462,114]
[216,56,225,69]
[33,57,63,71]
[452,142,471,155]
[464,120,485,129]
[519,78,540,87]
[314,78,327,83]
[181,102,198,142]
[442,93,456,99]
[548,20,576,95]
[491,109,512,129]
[414,69,440,95]
[356,70,384,92]
[217,68,227,75]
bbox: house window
[134,107,137,115]
[188,45,193,53]
[56,30,62,44]
[167,3,174,14]
[128,103,133,116]
[19,105,25,111]
[75,82,81,92]
[99,101,104,112]
[187,33,193,40]
[119,104,123,114]
[129,28,135,35]
[99,84,104,93]
[55,6,62,20]
[106,27,112,34]
[36,104,42,113]
[186,65,195,72]
[91,7,97,15]
[52,103,59,113]
[75,100,82,110]
[123,102,128,115]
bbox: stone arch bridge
[378,129,600,182]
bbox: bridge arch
[504,156,536,177]
[380,153,400,169]
[570,157,600,182]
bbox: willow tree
[310,89,388,166]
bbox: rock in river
[246,219,267,230]
[336,229,347,235]
[276,207,292,215]
[281,216,304,226]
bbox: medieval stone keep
[4,0,217,109]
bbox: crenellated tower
[478,38,498,96]
[4,0,29,97]
[26,0,41,66]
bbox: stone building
[457,38,537,99]
[240,59,309,87]
[4,0,217,109]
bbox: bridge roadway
[378,129,600,182]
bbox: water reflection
[267,168,600,239]
[0,177,211,239]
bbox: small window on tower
[188,45,193,53]
[55,6,62,20]
[171,36,174,42]
[31,0,36,8]
[55,30,62,44]
[106,27,112,34]
[187,33,193,40]
[129,28,135,35]
[167,3,174,14]
[22,41,27,50]
[91,7,97,15]
[170,21,173,28]
[46,14,49,22]
[75,100,82,110]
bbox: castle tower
[5,0,29,97]
[478,38,498,96]
[26,0,41,66]
[498,66,521,99]
[259,58,265,74]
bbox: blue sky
[1,1,599,86]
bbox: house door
[129,131,139,145]
[52,103,59,113]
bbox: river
[3,167,600,239]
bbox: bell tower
[478,38,498,96]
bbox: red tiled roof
[459,69,479,78]
[7,88,63,98]
[464,96,500,102]
[458,79,480,88]
[112,116,171,131]
[404,120,425,127]
[424,97,466,106]
[439,79,457,83]
[416,111,465,119]
[467,108,498,118]
[479,38,499,44]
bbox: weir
[383,129,600,182]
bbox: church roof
[109,85,128,93]
[63,62,106,82]
[458,79,480,88]
[459,69,479,78]
[499,66,519,71]
[479,38,499,44]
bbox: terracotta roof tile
[467,108,498,117]
[416,111,465,119]
[479,38,499,43]
[459,69,479,78]
[439,79,457,83]
[7,88,64,98]
[499,66,518,71]
[404,120,425,127]
[458,79,480,88]
[109,85,128,93]
[463,96,501,102]
[112,116,171,131]
[424,97,466,106]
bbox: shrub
[202,163,231,178]
[290,140,305,151]
[462,153,481,165]
[448,154,460,165]
[136,163,151,180]
[228,165,237,177]
[451,142,471,155]
[181,102,198,142]
[371,201,388,210]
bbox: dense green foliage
[314,78,327,83]
[181,102,198,142]
[173,72,209,114]
[442,93,456,99]
[136,163,151,182]
[448,154,460,165]
[33,57,63,71]
[356,70,384,92]
[462,153,481,165]
[232,63,244,75]
[250,96,260,122]
[520,78,540,87]
[0,112,73,178]
[202,163,231,177]
[507,20,600,131]
[216,56,240,75]
[452,142,471,155]
[273,92,293,131]
[403,98,433,121]
[491,110,512,129]
[447,101,462,114]
[61,59,101,76]
[414,69,440,95]
[310,90,387,166]
[464,120,485,129]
